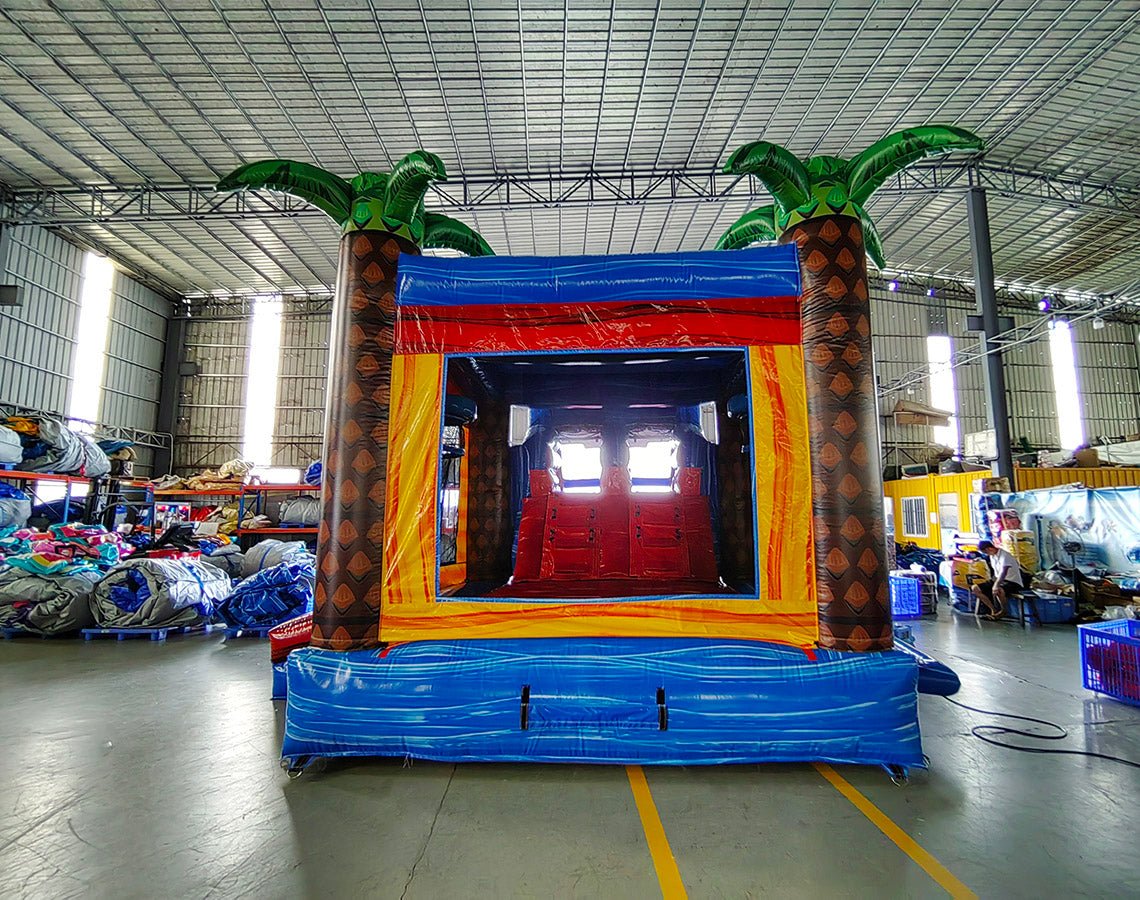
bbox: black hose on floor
[941,696,1140,769]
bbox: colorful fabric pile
[217,559,315,629]
[0,523,130,572]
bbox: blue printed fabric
[217,560,315,628]
[304,460,322,486]
[108,569,152,612]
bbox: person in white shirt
[972,539,1025,620]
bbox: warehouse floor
[2,616,1138,899]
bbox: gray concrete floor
[2,613,1139,899]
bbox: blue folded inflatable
[217,560,314,629]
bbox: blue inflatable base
[282,638,924,768]
[271,661,287,701]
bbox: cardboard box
[1078,579,1122,609]
[979,476,1011,494]
[1073,447,1100,468]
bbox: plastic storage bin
[1008,593,1075,624]
[1079,619,1140,707]
[889,570,938,619]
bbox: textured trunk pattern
[781,216,891,652]
[311,231,418,650]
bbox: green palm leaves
[718,125,983,268]
[217,150,494,255]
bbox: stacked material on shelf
[0,483,31,529]
[0,424,22,464]
[240,539,311,578]
[279,496,320,526]
[92,557,231,628]
[4,416,110,478]
[0,565,99,635]
[148,458,254,493]
[303,460,322,486]
[1000,528,1039,573]
[217,559,316,629]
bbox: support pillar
[154,314,189,476]
[966,187,1014,481]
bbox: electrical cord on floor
[942,696,1140,769]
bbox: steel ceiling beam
[3,161,1139,229]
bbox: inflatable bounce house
[219,127,978,774]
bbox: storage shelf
[237,527,319,535]
[152,488,241,497]
[0,470,93,484]
[242,484,321,492]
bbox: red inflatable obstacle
[495,467,723,599]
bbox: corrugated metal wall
[0,225,84,412]
[103,273,169,473]
[1073,318,1140,441]
[177,318,249,471]
[174,285,1140,474]
[274,303,330,469]
[0,225,170,474]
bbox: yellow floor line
[625,765,688,899]
[813,762,977,899]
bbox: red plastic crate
[1079,619,1140,707]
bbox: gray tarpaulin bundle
[92,557,231,628]
[0,425,21,465]
[278,496,321,526]
[12,417,110,478]
[240,539,311,579]
[0,566,99,635]
[202,543,245,578]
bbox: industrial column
[966,186,1014,481]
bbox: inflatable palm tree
[716,127,982,652]
[218,152,493,651]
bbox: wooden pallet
[80,623,224,642]
[223,625,274,640]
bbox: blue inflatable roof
[396,244,801,308]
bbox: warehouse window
[926,335,959,450]
[242,296,283,465]
[1048,319,1085,451]
[68,252,115,431]
[900,496,929,538]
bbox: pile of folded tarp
[0,423,22,465]
[91,557,230,629]
[217,559,315,629]
[241,539,311,578]
[0,484,31,529]
[4,416,109,477]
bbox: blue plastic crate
[1079,619,1140,707]
[889,574,922,619]
[1009,593,1075,625]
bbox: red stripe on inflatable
[395,297,802,354]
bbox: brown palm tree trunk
[780,216,892,652]
[310,231,418,650]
